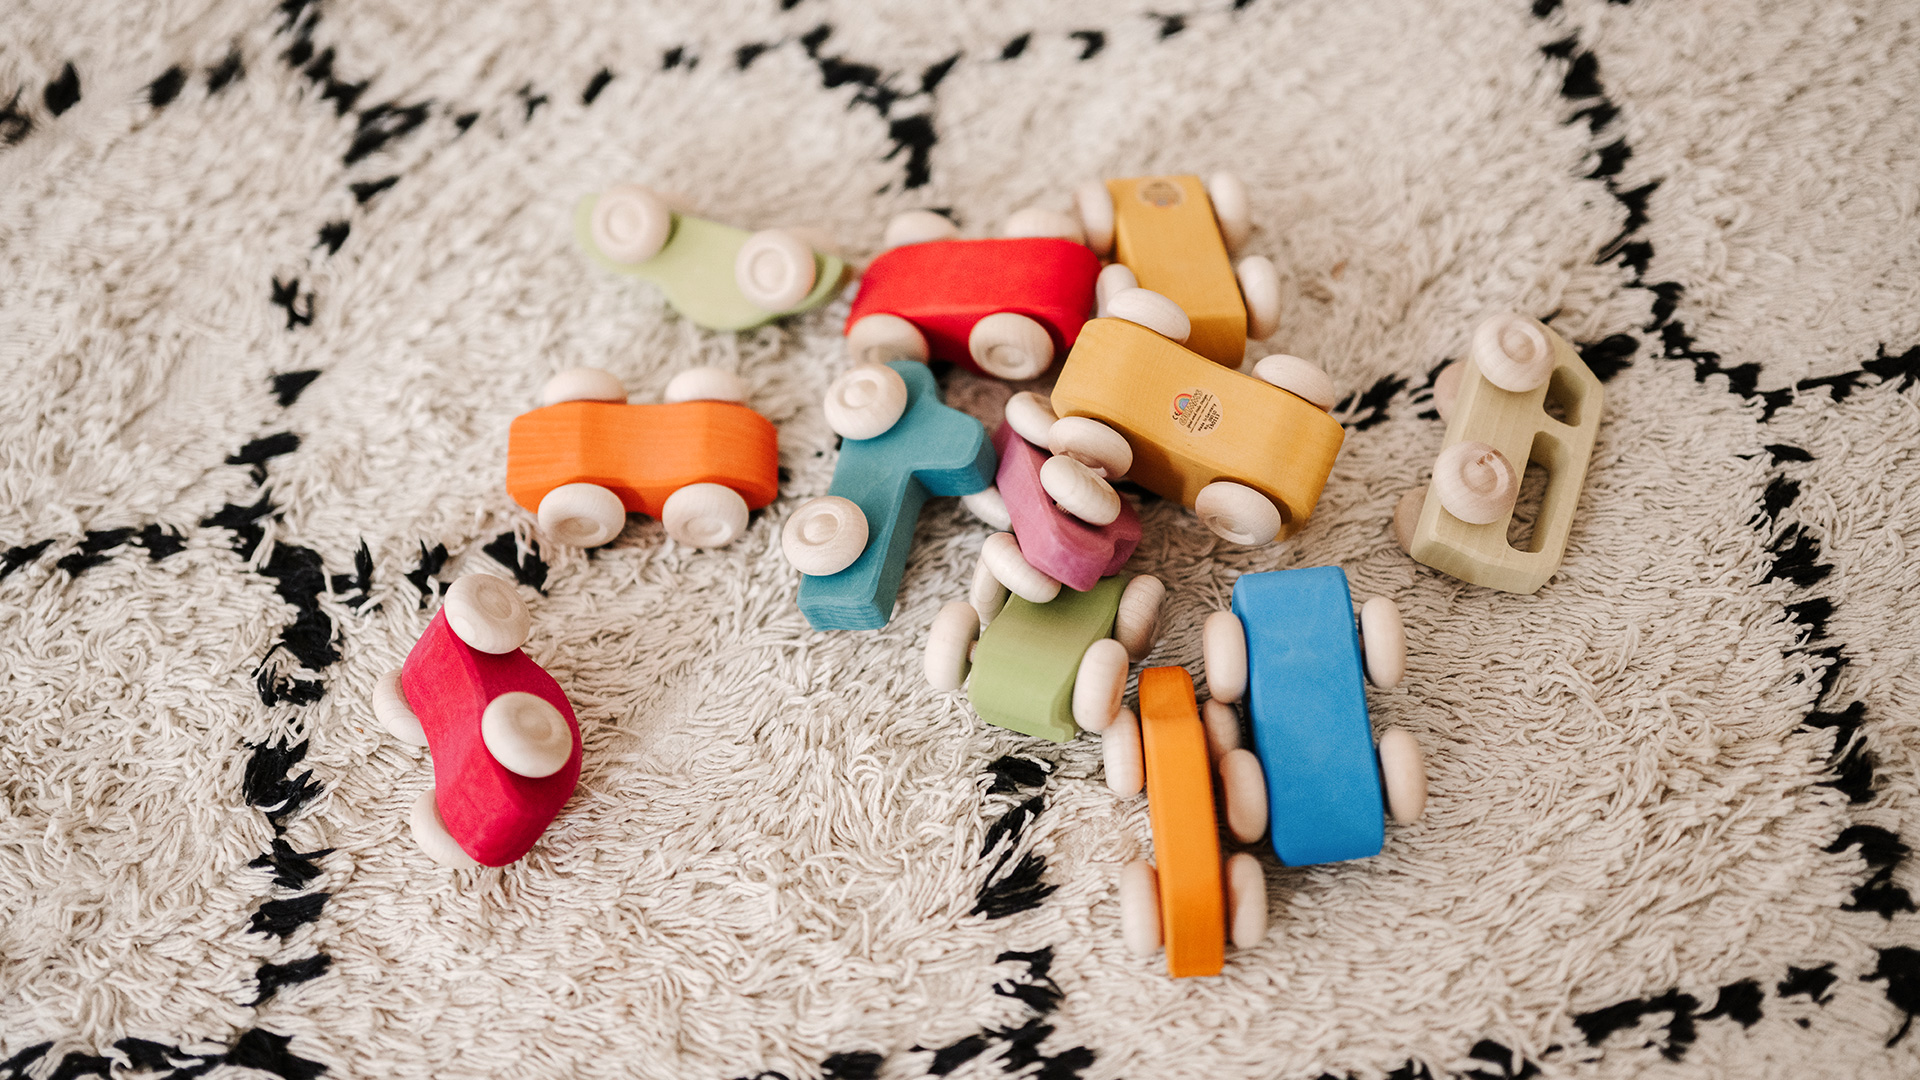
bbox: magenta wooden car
[372,575,582,868]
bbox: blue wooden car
[783,361,996,631]
[1202,565,1427,866]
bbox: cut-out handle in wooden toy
[1405,317,1604,594]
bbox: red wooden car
[373,574,581,868]
[843,210,1101,381]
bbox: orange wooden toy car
[506,367,778,550]
[1114,666,1267,978]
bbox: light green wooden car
[575,185,851,332]
[924,570,1164,743]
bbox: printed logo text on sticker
[1171,388,1221,434]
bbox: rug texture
[3,1,1919,1078]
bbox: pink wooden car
[962,391,1142,610]
[984,419,1139,594]
[372,575,582,868]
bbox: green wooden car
[576,185,851,332]
[924,569,1164,743]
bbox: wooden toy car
[1047,290,1344,547]
[923,571,1164,743]
[506,366,779,550]
[576,185,850,331]
[372,574,582,868]
[1199,565,1426,866]
[963,404,1142,602]
[1073,173,1281,367]
[1112,666,1268,978]
[842,209,1101,380]
[1391,313,1605,594]
[784,360,996,631]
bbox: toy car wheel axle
[373,669,428,746]
[410,788,481,869]
[444,574,532,655]
[782,497,870,577]
[662,483,750,548]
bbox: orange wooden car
[506,367,778,549]
[1115,666,1267,978]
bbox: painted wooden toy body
[507,399,779,521]
[1106,175,1246,366]
[1232,566,1384,867]
[993,422,1139,593]
[848,238,1100,377]
[1137,666,1228,978]
[797,361,996,631]
[1406,323,1605,594]
[574,195,849,331]
[1050,317,1345,537]
[967,576,1127,742]
[400,612,582,867]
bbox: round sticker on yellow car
[1170,388,1222,434]
[1136,178,1185,208]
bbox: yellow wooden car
[1074,173,1281,368]
[1048,289,1345,547]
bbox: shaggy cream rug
[3,1,1918,1078]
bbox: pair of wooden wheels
[1073,173,1250,256]
[1077,174,1282,339]
[1397,313,1563,538]
[777,362,921,577]
[1201,602,1427,827]
[844,309,1057,381]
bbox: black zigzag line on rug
[1324,7,1733,1076]
[1536,409,1920,1063]
[738,762,1095,1080]
[398,530,551,611]
[1487,4,1920,1068]
[1533,8,1920,413]
[0,1029,326,1080]
[910,948,1094,1080]
[0,516,186,588]
[1350,22,1650,435]
[0,382,330,588]
[726,949,1092,1080]
[975,790,1058,920]
[194,371,368,1062]
[682,6,1273,196]
[271,0,452,299]
[1752,437,1920,1043]
[673,22,956,193]
[0,60,83,148]
[0,377,339,1078]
